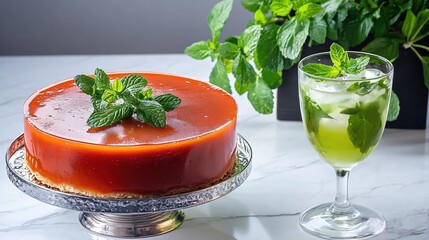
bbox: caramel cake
[23,73,237,198]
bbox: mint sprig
[302,43,370,79]
[74,69,181,128]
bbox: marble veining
[0,55,428,240]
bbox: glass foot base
[299,203,385,239]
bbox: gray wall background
[0,0,251,55]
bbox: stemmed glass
[298,51,393,239]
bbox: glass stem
[330,169,356,215]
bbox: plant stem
[403,42,413,49]
[413,44,429,53]
[328,169,356,215]
[413,33,429,43]
[410,46,424,62]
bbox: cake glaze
[23,73,237,198]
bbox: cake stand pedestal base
[79,211,185,238]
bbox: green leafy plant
[185,0,429,121]
[74,69,181,128]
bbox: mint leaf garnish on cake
[74,69,181,128]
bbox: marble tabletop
[0,54,428,240]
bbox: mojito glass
[298,51,393,239]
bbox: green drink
[299,69,391,168]
[298,44,394,239]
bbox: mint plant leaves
[309,17,327,44]
[184,41,213,60]
[362,37,402,62]
[295,3,322,22]
[365,8,429,94]
[210,60,232,94]
[278,19,310,60]
[207,0,233,44]
[74,69,181,128]
[261,69,282,89]
[242,0,262,12]
[233,54,257,95]
[219,42,240,60]
[247,77,274,114]
[186,0,299,115]
[270,0,293,17]
[239,25,262,56]
[256,24,284,72]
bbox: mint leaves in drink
[300,43,396,154]
[303,96,332,134]
[343,102,383,154]
[302,43,370,78]
[74,69,181,128]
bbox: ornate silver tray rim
[6,134,252,214]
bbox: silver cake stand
[5,134,252,238]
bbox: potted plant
[185,0,429,129]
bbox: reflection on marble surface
[1,55,429,240]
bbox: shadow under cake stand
[6,134,252,238]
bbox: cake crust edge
[25,155,236,199]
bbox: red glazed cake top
[24,73,237,145]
